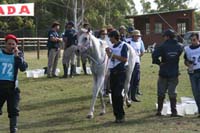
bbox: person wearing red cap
[0,34,28,133]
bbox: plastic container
[55,68,60,76]
[26,70,33,78]
[184,103,198,115]
[176,104,185,116]
[76,67,82,74]
[161,104,168,116]
[181,97,194,103]
[86,67,92,74]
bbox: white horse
[77,29,136,119]
[77,29,109,119]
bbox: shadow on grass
[40,114,200,133]
[21,95,91,111]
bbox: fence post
[37,39,40,60]
[21,39,24,52]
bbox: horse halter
[78,32,92,54]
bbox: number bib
[0,49,15,81]
[185,46,200,70]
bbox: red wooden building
[126,9,196,47]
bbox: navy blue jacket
[63,29,77,48]
[47,30,60,49]
[152,39,183,78]
[0,49,28,87]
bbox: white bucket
[181,97,194,103]
[76,67,82,74]
[55,68,60,76]
[161,104,168,116]
[32,71,40,78]
[155,103,168,116]
[26,70,33,78]
[38,69,45,77]
[185,103,198,115]
[176,104,185,116]
[86,67,92,74]
[165,102,172,115]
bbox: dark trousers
[129,63,140,100]
[189,72,200,114]
[0,86,20,118]
[110,70,126,119]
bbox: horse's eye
[84,37,88,41]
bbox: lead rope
[157,13,186,44]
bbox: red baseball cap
[5,34,18,43]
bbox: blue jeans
[129,63,140,100]
[189,72,200,113]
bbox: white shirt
[184,45,200,70]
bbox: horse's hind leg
[124,77,132,108]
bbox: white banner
[0,3,34,16]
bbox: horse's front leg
[87,78,97,119]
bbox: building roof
[125,8,196,19]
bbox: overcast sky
[134,0,200,14]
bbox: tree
[154,0,190,11]
[140,0,152,13]
[0,0,138,37]
[194,11,200,30]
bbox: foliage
[194,11,200,30]
[0,0,137,37]
[0,0,35,37]
[154,0,189,11]
[140,0,152,13]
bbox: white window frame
[155,23,162,33]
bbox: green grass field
[0,50,199,133]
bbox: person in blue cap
[152,29,183,117]
[0,34,28,133]
[61,21,77,78]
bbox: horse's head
[77,28,92,54]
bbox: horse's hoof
[86,115,94,119]
[127,103,131,108]
[126,100,132,108]
[99,112,105,116]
